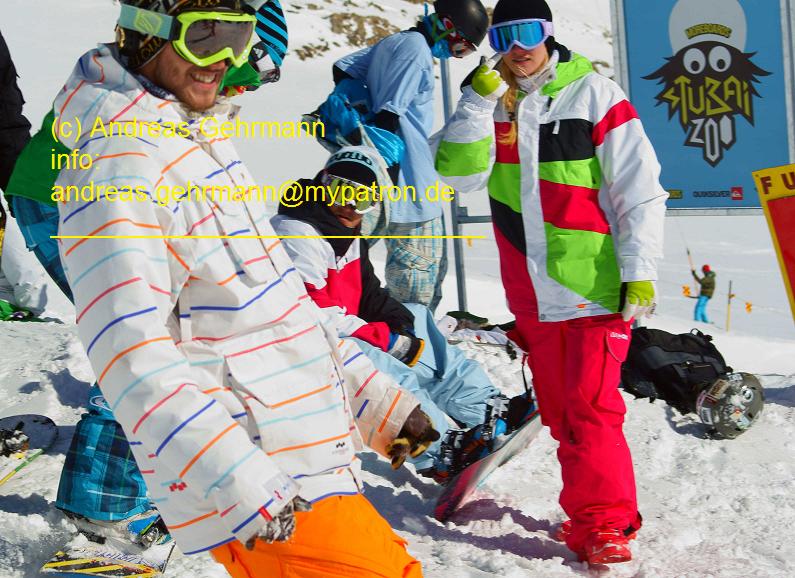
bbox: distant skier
[435,0,668,565]
[329,0,489,312]
[692,264,716,323]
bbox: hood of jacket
[542,48,594,99]
[53,43,239,150]
[277,175,360,257]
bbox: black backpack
[621,328,732,413]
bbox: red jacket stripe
[495,121,519,164]
[540,180,611,234]
[592,99,639,146]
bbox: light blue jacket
[335,31,441,223]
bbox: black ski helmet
[492,0,553,25]
[491,0,556,51]
[433,0,489,47]
[117,0,246,70]
[696,372,764,439]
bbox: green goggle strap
[118,4,175,40]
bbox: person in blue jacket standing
[332,0,489,312]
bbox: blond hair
[497,60,521,147]
[495,51,552,147]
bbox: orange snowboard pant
[211,494,423,578]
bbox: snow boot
[65,509,172,549]
[555,514,642,543]
[580,528,633,565]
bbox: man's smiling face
[138,42,228,111]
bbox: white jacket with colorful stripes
[54,45,418,555]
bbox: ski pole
[726,280,734,332]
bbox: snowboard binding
[65,510,172,549]
[0,421,30,457]
[423,393,536,484]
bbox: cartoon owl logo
[644,0,770,167]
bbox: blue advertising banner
[615,0,794,209]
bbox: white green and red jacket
[55,45,418,555]
[436,48,668,322]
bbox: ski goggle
[322,173,379,215]
[440,17,476,57]
[119,5,256,67]
[249,42,281,84]
[488,19,554,53]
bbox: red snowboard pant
[514,313,639,553]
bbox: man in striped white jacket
[55,1,429,575]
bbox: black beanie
[492,0,553,26]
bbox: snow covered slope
[2,1,794,577]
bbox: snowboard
[41,541,175,577]
[434,409,543,522]
[0,414,58,487]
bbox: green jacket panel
[5,110,63,206]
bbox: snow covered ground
[2,1,794,577]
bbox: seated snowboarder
[270,146,534,481]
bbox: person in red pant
[435,0,667,565]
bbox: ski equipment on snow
[0,421,29,456]
[0,414,57,487]
[64,510,172,550]
[695,372,764,439]
[434,407,542,521]
[621,327,731,411]
[41,542,174,577]
[43,510,174,577]
[0,298,37,321]
[621,327,764,438]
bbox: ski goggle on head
[488,19,554,53]
[118,5,256,67]
[321,172,379,215]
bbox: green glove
[622,280,655,322]
[471,55,508,100]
